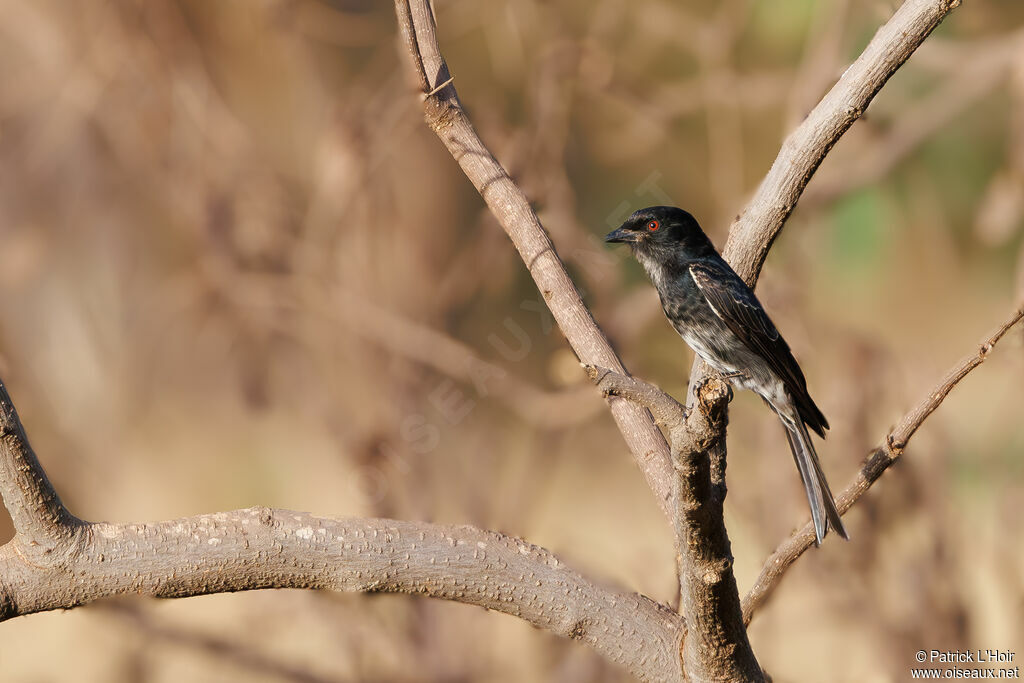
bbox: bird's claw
[693,374,734,405]
[716,371,741,402]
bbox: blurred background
[0,0,1022,681]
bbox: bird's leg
[715,371,743,402]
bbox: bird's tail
[778,413,848,546]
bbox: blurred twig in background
[742,303,1024,625]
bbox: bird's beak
[604,227,641,244]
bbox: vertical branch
[588,367,762,682]
[672,383,762,683]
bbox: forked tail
[779,412,848,546]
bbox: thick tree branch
[741,304,1024,625]
[393,0,676,518]
[671,382,761,683]
[0,511,682,681]
[0,381,683,683]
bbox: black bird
[605,206,847,545]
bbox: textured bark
[0,380,83,545]
[0,507,683,681]
[587,368,761,681]
[673,385,760,683]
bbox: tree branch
[583,365,686,431]
[676,0,964,622]
[0,380,83,548]
[671,381,761,683]
[585,368,762,682]
[0,379,683,683]
[741,304,1024,625]
[722,0,962,285]
[392,0,676,518]
[0,510,682,681]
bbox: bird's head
[604,206,714,258]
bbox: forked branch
[395,0,964,679]
[586,366,762,682]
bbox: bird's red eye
[647,220,659,231]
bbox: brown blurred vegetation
[0,1,1022,681]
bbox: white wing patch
[689,264,724,319]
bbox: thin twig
[583,365,686,430]
[425,75,454,98]
[741,304,1024,625]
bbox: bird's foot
[716,371,743,402]
[694,373,734,405]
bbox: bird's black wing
[688,260,829,435]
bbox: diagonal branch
[722,0,963,285]
[741,304,1024,625]
[392,0,676,518]
[679,0,963,583]
[0,380,83,547]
